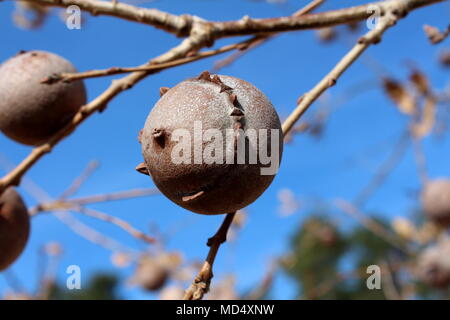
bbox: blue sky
[0,0,449,299]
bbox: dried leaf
[439,50,450,68]
[409,69,429,96]
[423,24,450,44]
[383,78,416,115]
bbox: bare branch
[73,206,156,244]
[41,38,257,83]
[23,0,446,39]
[282,2,415,135]
[353,129,410,208]
[213,0,325,71]
[183,212,236,300]
[30,188,160,215]
[29,188,160,216]
[423,24,450,44]
[20,0,194,36]
[211,0,445,38]
[67,188,160,206]
[52,210,131,252]
[59,160,99,199]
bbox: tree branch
[281,0,419,135]
[353,129,410,208]
[41,38,257,83]
[18,0,194,36]
[73,206,156,244]
[213,0,325,71]
[22,0,447,39]
[212,0,445,38]
[183,212,236,300]
[30,188,160,215]
[39,0,323,83]
[59,160,99,199]
[52,210,131,252]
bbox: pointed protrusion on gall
[159,87,170,97]
[212,74,232,92]
[197,71,211,81]
[230,108,244,116]
[135,162,150,176]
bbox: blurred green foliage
[49,273,120,300]
[282,215,405,299]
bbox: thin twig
[423,24,450,44]
[213,0,325,71]
[334,199,411,255]
[282,3,412,135]
[26,164,159,244]
[353,129,410,208]
[41,40,255,83]
[1,153,138,252]
[52,210,131,252]
[30,188,160,215]
[69,188,160,205]
[183,212,236,300]
[17,0,194,36]
[73,206,155,244]
[59,160,99,199]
